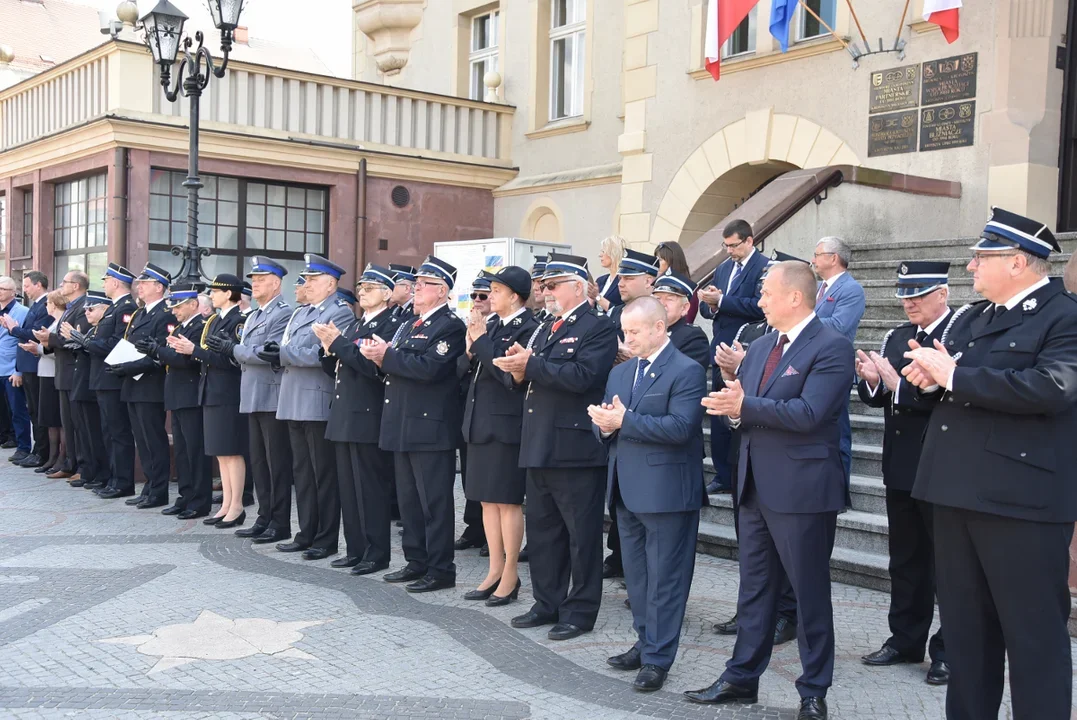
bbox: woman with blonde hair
[595,235,628,312]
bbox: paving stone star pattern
[0,452,1074,719]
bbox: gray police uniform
[277,294,355,553]
[234,293,294,537]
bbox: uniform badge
[166,324,175,333]
[367,321,376,327]
[1022,298,1037,311]
[900,263,909,275]
[559,337,578,344]
[236,323,245,339]
[512,318,522,326]
[122,314,132,323]
[436,341,449,356]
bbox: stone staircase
[696,232,1077,592]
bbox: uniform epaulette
[879,322,913,356]
[941,303,977,345]
[733,322,749,343]
[335,298,349,308]
[276,301,288,309]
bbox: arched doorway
[677,161,797,247]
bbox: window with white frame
[549,0,586,121]
[469,11,499,101]
[722,7,757,58]
[796,0,837,42]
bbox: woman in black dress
[167,274,247,528]
[461,267,540,606]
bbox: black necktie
[915,329,928,345]
[987,305,1008,325]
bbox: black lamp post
[140,0,246,285]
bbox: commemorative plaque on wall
[919,101,976,152]
[868,110,919,157]
[869,65,920,114]
[921,53,978,106]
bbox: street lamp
[140,0,245,284]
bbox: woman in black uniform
[461,267,539,606]
[168,274,247,528]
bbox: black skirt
[465,441,525,505]
[203,404,248,457]
[37,376,62,428]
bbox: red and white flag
[923,0,961,44]
[704,0,761,81]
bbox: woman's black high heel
[464,577,501,601]
[485,578,521,607]
[203,515,224,525]
[215,511,245,529]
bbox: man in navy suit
[589,297,706,692]
[811,237,865,488]
[687,261,854,720]
[1,271,52,467]
[698,220,767,493]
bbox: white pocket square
[782,366,800,377]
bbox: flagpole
[796,0,854,56]
[844,0,869,48]
[894,0,912,48]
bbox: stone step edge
[703,497,889,533]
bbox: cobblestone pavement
[0,453,1073,719]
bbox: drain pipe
[110,148,129,266]
[356,158,368,275]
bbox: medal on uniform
[436,341,449,356]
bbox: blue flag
[769,0,799,52]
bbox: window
[148,169,328,305]
[723,7,757,58]
[469,11,499,101]
[20,191,32,259]
[797,0,836,42]
[53,174,107,282]
[549,0,585,121]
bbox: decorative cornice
[524,120,591,140]
[688,38,846,80]
[354,0,426,76]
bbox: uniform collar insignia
[1022,298,1037,311]
[512,317,522,326]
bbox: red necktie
[550,318,564,334]
[413,318,423,328]
[758,334,789,391]
[815,281,827,305]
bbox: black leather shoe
[97,487,134,499]
[510,610,556,629]
[861,644,920,666]
[7,447,26,459]
[275,541,309,553]
[1,440,18,449]
[607,647,642,671]
[177,509,207,520]
[405,575,455,593]
[548,623,586,641]
[34,464,54,474]
[68,478,87,488]
[125,496,144,506]
[83,480,106,490]
[602,560,624,579]
[485,579,520,607]
[330,555,361,568]
[234,524,268,538]
[633,665,667,692]
[683,680,758,705]
[383,567,425,583]
[453,535,484,551]
[251,530,290,544]
[925,661,950,685]
[797,696,827,719]
[463,578,501,601]
[351,561,389,576]
[160,505,185,516]
[479,543,490,557]
[17,454,43,468]
[214,511,245,529]
[518,545,528,563]
[137,499,167,510]
[301,547,333,561]
[773,616,797,646]
[713,613,738,635]
[203,515,224,525]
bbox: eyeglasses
[722,239,747,250]
[812,251,835,259]
[357,284,384,293]
[414,280,442,290]
[61,279,78,286]
[469,293,489,301]
[540,279,576,292]
[970,252,1018,264]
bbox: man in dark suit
[494,253,618,641]
[366,256,465,593]
[1,271,52,467]
[80,264,138,499]
[590,297,706,692]
[109,264,176,509]
[697,220,768,493]
[652,270,709,368]
[856,261,950,685]
[902,208,1077,720]
[146,284,211,519]
[37,270,88,479]
[67,291,109,489]
[688,261,853,720]
[388,264,416,322]
[529,259,550,323]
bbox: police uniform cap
[617,248,660,277]
[972,207,1061,259]
[471,274,493,293]
[207,273,244,292]
[241,281,252,297]
[336,288,358,305]
[247,256,288,278]
[542,253,589,281]
[102,262,136,284]
[389,263,418,283]
[137,263,172,287]
[167,282,203,308]
[416,255,457,287]
[84,290,111,306]
[530,258,549,280]
[653,269,695,297]
[360,264,397,290]
[300,254,346,279]
[895,260,950,299]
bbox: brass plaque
[921,53,977,106]
[919,101,976,152]
[867,110,919,157]
[869,64,920,114]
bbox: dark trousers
[458,442,485,544]
[885,487,944,662]
[0,379,13,442]
[933,505,1072,720]
[525,466,605,629]
[395,449,457,581]
[97,390,135,493]
[336,441,394,564]
[708,371,732,488]
[288,420,339,551]
[721,472,837,698]
[248,412,292,534]
[58,390,78,472]
[129,402,169,503]
[838,402,851,495]
[2,377,31,452]
[619,501,699,670]
[73,400,107,482]
[22,373,46,458]
[605,503,623,571]
[172,407,211,514]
